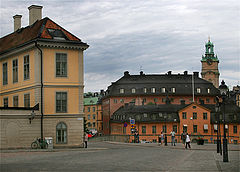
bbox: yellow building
[0,5,89,148]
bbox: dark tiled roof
[104,71,219,97]
[0,17,88,55]
[110,104,187,123]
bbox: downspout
[35,41,43,148]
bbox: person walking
[84,133,88,148]
[160,131,164,146]
[170,130,176,146]
[158,135,161,145]
[185,133,191,149]
[181,132,186,148]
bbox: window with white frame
[161,87,166,93]
[56,53,67,77]
[2,62,8,85]
[151,87,156,93]
[131,88,136,93]
[24,55,30,80]
[56,92,67,113]
[171,87,176,93]
[143,88,147,93]
[12,59,18,83]
[197,88,201,93]
[207,88,210,94]
[120,88,124,93]
[56,122,67,144]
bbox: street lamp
[215,103,222,155]
[219,80,229,162]
[164,115,167,146]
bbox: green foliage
[147,102,154,105]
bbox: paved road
[1,142,239,172]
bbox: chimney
[13,15,22,31]
[124,71,130,77]
[193,72,199,77]
[184,71,188,75]
[28,5,43,25]
[168,71,172,75]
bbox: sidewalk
[105,141,240,151]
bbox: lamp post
[219,80,229,162]
[215,104,222,155]
[164,115,167,146]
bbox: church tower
[201,38,220,88]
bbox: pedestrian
[161,131,164,146]
[170,130,176,146]
[158,135,161,145]
[185,133,191,149]
[181,132,186,147]
[84,133,88,148]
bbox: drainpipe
[35,41,44,148]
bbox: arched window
[56,122,67,144]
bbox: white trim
[214,124,218,130]
[204,124,208,130]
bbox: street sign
[124,122,128,127]
[130,119,135,125]
[131,124,135,128]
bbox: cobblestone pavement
[1,142,239,172]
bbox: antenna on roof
[140,65,143,72]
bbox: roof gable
[179,102,211,112]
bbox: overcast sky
[1,0,239,92]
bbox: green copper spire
[201,37,219,62]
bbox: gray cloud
[1,0,239,92]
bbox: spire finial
[208,36,210,42]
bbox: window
[203,124,208,133]
[182,112,187,119]
[152,126,156,134]
[56,53,67,77]
[12,59,18,83]
[143,113,147,118]
[87,107,90,112]
[88,115,90,120]
[56,122,67,143]
[161,87,165,93]
[154,98,158,103]
[151,87,156,93]
[162,98,166,103]
[173,125,177,133]
[114,99,118,103]
[24,94,30,108]
[207,88,210,94]
[13,96,18,107]
[93,114,96,120]
[193,125,197,133]
[131,88,136,93]
[171,87,176,93]
[214,124,218,133]
[88,123,92,127]
[2,62,8,85]
[143,88,147,93]
[193,112,197,119]
[92,107,95,112]
[56,92,67,113]
[120,88,124,93]
[93,122,96,127]
[3,97,8,107]
[24,55,30,80]
[197,88,201,93]
[203,113,207,120]
[120,99,124,103]
[162,125,167,133]
[142,126,146,134]
[233,126,237,133]
[206,98,210,103]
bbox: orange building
[84,92,103,134]
[0,5,88,148]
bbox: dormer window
[132,88,136,93]
[197,88,201,93]
[143,113,148,118]
[161,87,166,93]
[48,29,67,40]
[143,88,147,93]
[120,88,124,93]
[151,88,156,93]
[207,88,210,94]
[171,87,176,93]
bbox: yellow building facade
[0,5,88,149]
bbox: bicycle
[31,138,48,149]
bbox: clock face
[207,59,212,65]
